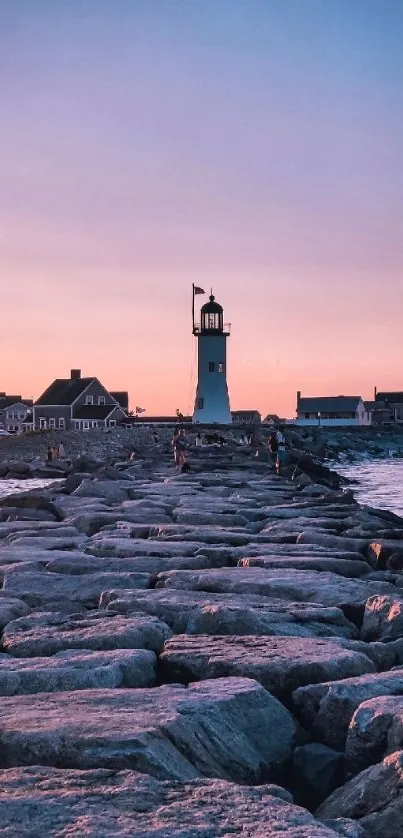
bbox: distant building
[231,410,261,425]
[0,394,33,434]
[33,369,127,431]
[295,392,370,426]
[375,391,403,423]
[263,414,284,425]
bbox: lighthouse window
[208,362,215,372]
[218,363,224,373]
[197,398,204,410]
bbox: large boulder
[87,537,204,558]
[0,677,296,782]
[317,750,403,838]
[100,588,358,639]
[154,567,397,608]
[361,595,403,642]
[0,595,30,631]
[0,766,346,837]
[238,555,370,578]
[2,568,151,607]
[2,610,171,656]
[345,695,403,776]
[0,648,157,694]
[159,634,374,699]
[293,668,403,748]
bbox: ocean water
[336,459,403,517]
[0,478,60,500]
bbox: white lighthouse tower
[192,290,232,424]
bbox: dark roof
[0,396,21,408]
[375,392,403,404]
[74,405,123,420]
[110,391,129,410]
[201,294,223,314]
[298,397,362,413]
[35,378,95,406]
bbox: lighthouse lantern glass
[201,310,223,332]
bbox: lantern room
[200,295,224,333]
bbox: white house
[295,392,371,426]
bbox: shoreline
[0,436,403,834]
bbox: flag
[193,286,205,295]
[135,406,146,414]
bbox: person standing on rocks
[268,432,278,469]
[172,429,187,468]
[275,429,286,475]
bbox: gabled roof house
[33,370,128,431]
[295,392,370,426]
[0,394,33,434]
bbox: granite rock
[2,610,171,656]
[0,677,296,782]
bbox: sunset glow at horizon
[1,1,402,418]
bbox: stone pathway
[0,444,402,835]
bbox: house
[374,391,403,423]
[33,370,127,431]
[0,394,33,434]
[231,410,261,425]
[295,392,370,426]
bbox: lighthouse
[192,289,232,424]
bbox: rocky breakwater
[1,444,403,835]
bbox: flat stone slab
[0,767,344,838]
[159,635,374,698]
[43,552,228,575]
[238,556,370,577]
[86,537,205,557]
[2,569,151,606]
[0,648,157,694]
[0,677,295,782]
[293,667,403,748]
[345,695,403,776]
[2,610,172,656]
[100,588,358,638]
[317,750,403,837]
[155,567,397,607]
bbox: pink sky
[1,1,402,418]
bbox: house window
[39,418,47,429]
[109,419,116,427]
[85,395,93,405]
[218,363,224,373]
[83,420,90,429]
[49,418,56,429]
[98,396,106,405]
[208,362,215,372]
[197,398,204,410]
[58,418,65,429]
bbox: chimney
[296,390,301,411]
[70,369,81,380]
[374,385,377,400]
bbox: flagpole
[192,283,195,335]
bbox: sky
[1,0,402,417]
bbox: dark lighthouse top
[200,295,224,334]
